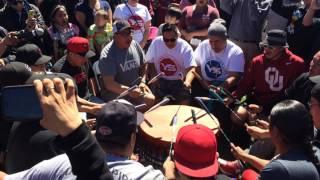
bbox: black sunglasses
[76,52,87,57]
[163,38,177,43]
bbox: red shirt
[233,49,305,106]
[179,5,219,39]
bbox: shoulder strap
[125,3,144,35]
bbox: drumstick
[191,109,197,124]
[148,72,164,85]
[115,85,138,99]
[194,97,247,168]
[169,105,180,158]
[145,95,174,114]
[209,84,239,103]
[192,71,209,89]
[170,105,182,126]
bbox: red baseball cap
[67,37,95,58]
[174,124,218,178]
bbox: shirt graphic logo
[160,58,177,76]
[205,60,222,79]
[127,15,144,30]
[74,72,87,84]
[265,67,283,91]
[120,59,139,72]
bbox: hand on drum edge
[230,143,248,162]
[245,123,270,139]
[163,156,176,180]
[34,78,82,137]
[247,104,263,114]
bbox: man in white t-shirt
[113,0,151,49]
[146,23,196,104]
[194,19,245,91]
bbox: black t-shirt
[52,56,94,99]
[285,72,315,107]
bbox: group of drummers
[2,17,320,180]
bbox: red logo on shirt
[160,58,177,76]
[73,72,87,84]
[127,15,144,30]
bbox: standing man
[194,19,245,91]
[52,36,97,101]
[113,0,152,49]
[146,23,196,104]
[99,20,155,107]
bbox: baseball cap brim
[112,99,144,125]
[260,40,289,48]
[174,156,218,178]
[34,55,51,65]
[86,50,96,58]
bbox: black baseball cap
[0,62,33,87]
[16,44,51,66]
[95,101,137,144]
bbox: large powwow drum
[136,105,220,169]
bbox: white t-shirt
[113,3,152,43]
[194,39,245,82]
[5,154,165,180]
[146,36,197,80]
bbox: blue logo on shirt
[205,60,222,79]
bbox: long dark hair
[270,100,320,168]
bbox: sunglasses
[163,38,177,43]
[76,52,87,57]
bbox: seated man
[52,36,99,102]
[146,23,196,105]
[99,20,155,108]
[226,29,305,124]
[194,18,244,95]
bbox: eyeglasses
[163,38,177,43]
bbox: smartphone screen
[0,85,42,121]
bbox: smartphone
[28,10,36,19]
[0,85,42,122]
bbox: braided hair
[269,100,320,169]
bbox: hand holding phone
[34,78,82,137]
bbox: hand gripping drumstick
[192,71,210,89]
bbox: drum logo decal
[98,126,112,136]
[160,58,177,76]
[205,59,222,79]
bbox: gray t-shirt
[98,40,145,101]
[5,154,165,180]
[220,0,270,42]
[260,149,320,180]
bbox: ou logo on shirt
[160,58,177,76]
[127,15,144,30]
[265,67,283,91]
